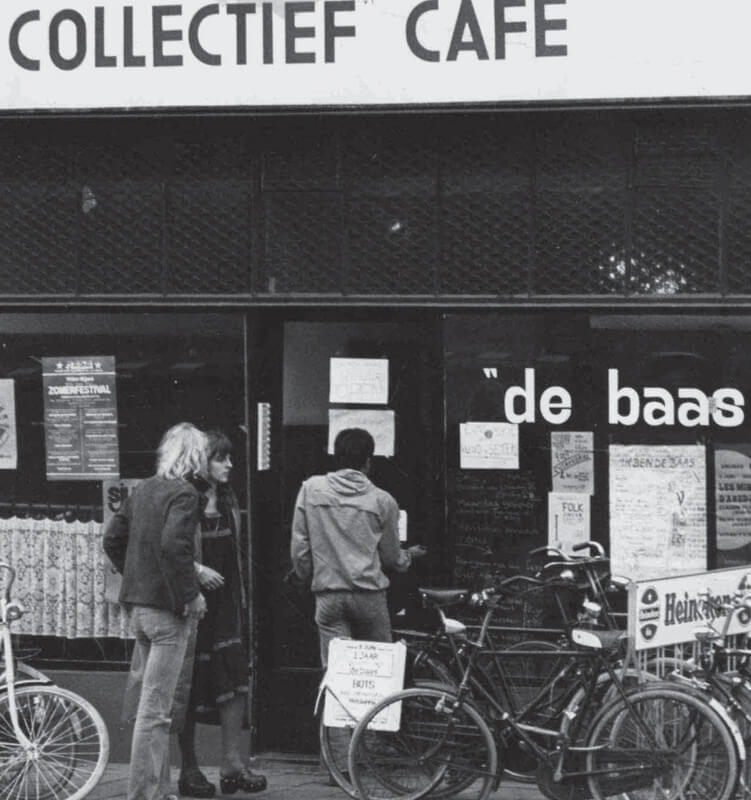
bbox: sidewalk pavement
[89,756,549,800]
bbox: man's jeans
[314,589,392,668]
[315,590,392,776]
[127,605,192,800]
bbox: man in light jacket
[290,427,426,668]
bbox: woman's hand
[197,564,225,591]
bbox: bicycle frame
[0,566,36,750]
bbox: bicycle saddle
[571,628,627,651]
[418,588,469,608]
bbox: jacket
[103,474,201,614]
[290,468,411,593]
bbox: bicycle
[654,584,751,796]
[347,574,744,800]
[0,561,110,800]
[392,544,630,783]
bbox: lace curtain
[0,516,132,639]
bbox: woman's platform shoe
[177,768,216,798]
[219,767,267,795]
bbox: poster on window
[0,379,17,470]
[42,356,120,480]
[715,446,751,568]
[548,492,590,555]
[551,431,594,494]
[609,445,706,582]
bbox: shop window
[0,312,245,669]
[444,313,751,630]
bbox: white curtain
[0,516,132,639]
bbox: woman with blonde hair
[105,422,209,800]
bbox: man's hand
[407,545,427,561]
[184,593,207,619]
[197,565,225,591]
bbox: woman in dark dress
[178,430,267,797]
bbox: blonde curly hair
[156,422,207,479]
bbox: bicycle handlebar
[528,545,570,561]
[528,541,607,563]
[572,541,606,558]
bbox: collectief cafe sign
[1,0,750,111]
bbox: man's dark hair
[334,428,374,470]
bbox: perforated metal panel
[0,111,750,302]
[0,142,76,293]
[168,139,251,294]
[78,141,164,294]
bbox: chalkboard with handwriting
[448,468,547,627]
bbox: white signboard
[460,422,518,470]
[0,380,18,470]
[551,431,594,494]
[609,445,706,582]
[323,638,406,731]
[3,1,751,111]
[548,492,590,555]
[329,358,388,405]
[328,408,395,457]
[628,566,751,651]
[715,446,751,569]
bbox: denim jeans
[127,605,192,800]
[314,589,391,668]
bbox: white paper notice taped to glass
[460,421,519,469]
[322,639,406,731]
[329,358,389,405]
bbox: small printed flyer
[0,379,18,470]
[548,492,590,554]
[551,431,594,494]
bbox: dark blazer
[104,475,201,614]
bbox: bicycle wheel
[585,684,739,800]
[320,711,357,799]
[348,686,497,800]
[0,684,109,800]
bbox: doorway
[254,317,443,752]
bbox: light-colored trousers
[127,605,193,800]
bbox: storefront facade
[2,0,751,756]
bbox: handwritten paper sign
[329,358,389,405]
[548,492,590,554]
[323,639,406,731]
[460,422,518,469]
[551,431,594,494]
[328,408,395,457]
[609,444,706,581]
